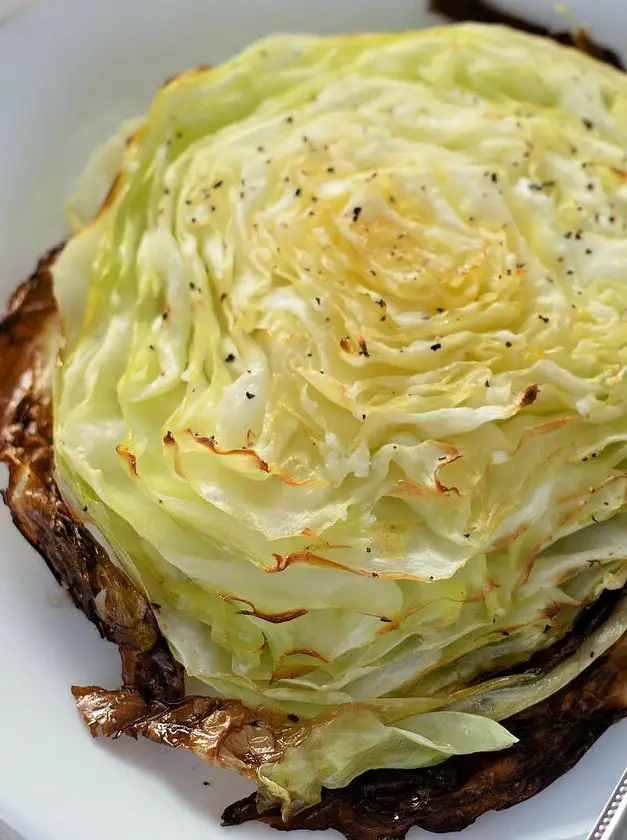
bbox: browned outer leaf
[223,628,627,839]
[4,20,627,824]
[0,251,183,704]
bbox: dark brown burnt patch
[520,384,539,408]
[0,250,183,704]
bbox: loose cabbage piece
[53,24,627,811]
[224,613,627,837]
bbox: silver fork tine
[586,768,627,840]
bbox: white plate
[1,2,627,839]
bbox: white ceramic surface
[1,2,627,839]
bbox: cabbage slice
[53,24,627,811]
